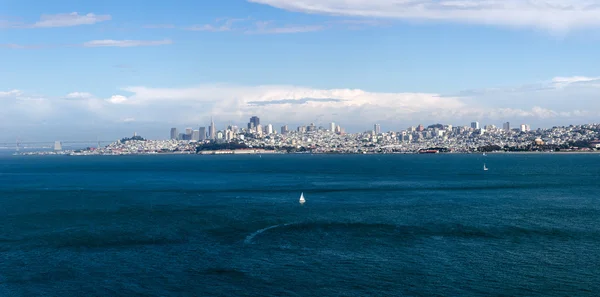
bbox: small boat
[299,192,306,204]
[483,152,487,156]
[483,163,488,171]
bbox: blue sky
[2,0,600,141]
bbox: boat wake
[244,222,298,245]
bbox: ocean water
[0,154,599,296]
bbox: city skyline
[3,0,600,142]
[168,115,542,140]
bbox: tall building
[266,124,273,134]
[330,122,336,132]
[170,128,178,140]
[503,122,510,132]
[520,124,531,132]
[192,130,200,141]
[255,124,263,137]
[307,123,316,132]
[417,125,424,132]
[248,116,260,130]
[185,128,193,138]
[374,124,381,134]
[209,118,216,140]
[199,127,206,140]
[281,125,288,135]
[471,121,480,129]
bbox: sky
[2,0,600,142]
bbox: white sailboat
[299,192,306,204]
[483,163,488,171]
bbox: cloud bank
[2,76,599,141]
[248,0,600,32]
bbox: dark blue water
[1,154,599,296]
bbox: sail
[299,192,305,204]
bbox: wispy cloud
[1,12,111,28]
[184,18,248,32]
[82,39,173,47]
[153,18,326,34]
[0,43,49,49]
[0,90,22,97]
[331,19,390,30]
[247,21,325,34]
[65,92,93,99]
[184,24,231,32]
[32,12,111,28]
[248,0,600,32]
[1,39,172,50]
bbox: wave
[244,222,299,244]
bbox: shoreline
[12,150,600,156]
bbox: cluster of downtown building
[168,116,534,145]
[169,116,348,142]
[167,115,599,153]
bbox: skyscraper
[256,124,263,137]
[374,124,381,134]
[248,116,260,131]
[503,122,510,132]
[209,118,216,140]
[471,121,480,129]
[266,124,273,134]
[330,122,336,132]
[199,127,206,140]
[281,125,288,135]
[170,128,178,140]
[192,130,200,141]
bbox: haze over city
[3,0,600,142]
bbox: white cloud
[30,12,111,28]
[248,21,325,34]
[551,76,600,88]
[184,18,249,32]
[2,75,600,141]
[66,92,93,99]
[181,18,324,34]
[108,95,128,104]
[2,40,173,50]
[248,0,600,32]
[0,89,22,97]
[0,44,45,49]
[83,39,173,47]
